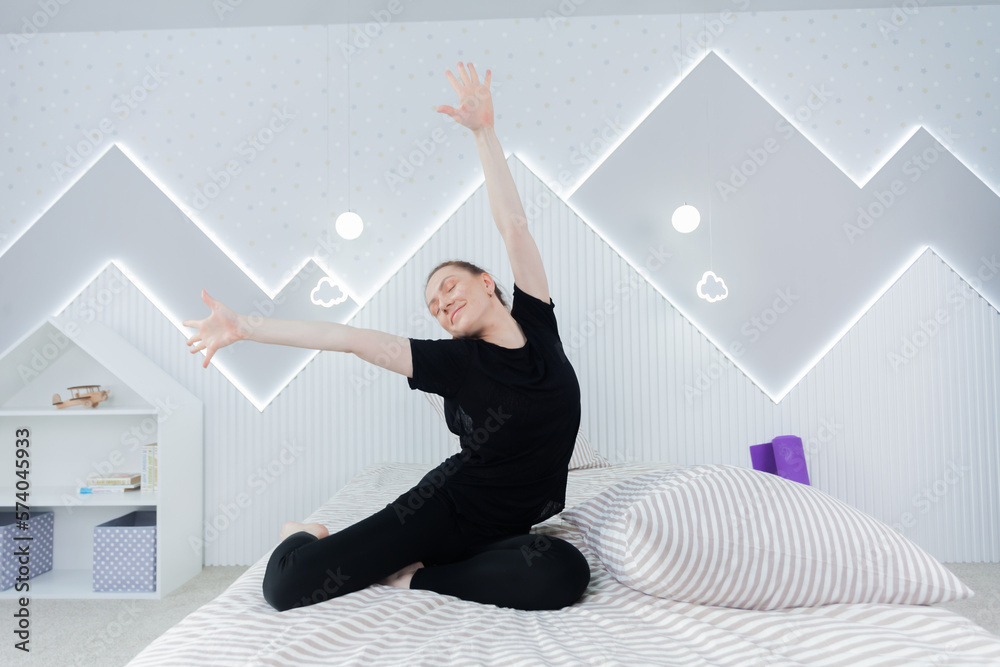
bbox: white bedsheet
[129,462,1000,666]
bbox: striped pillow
[562,464,973,610]
[422,392,610,470]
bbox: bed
[129,461,1000,666]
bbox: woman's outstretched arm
[438,62,551,305]
[183,289,412,377]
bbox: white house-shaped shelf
[0,315,203,599]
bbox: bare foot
[280,521,329,541]
[378,561,424,589]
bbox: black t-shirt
[407,283,582,534]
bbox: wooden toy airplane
[52,385,110,409]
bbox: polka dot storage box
[0,511,54,591]
[93,510,156,593]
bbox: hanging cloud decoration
[311,277,349,308]
[697,270,729,303]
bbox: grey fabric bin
[0,511,54,591]
[93,510,156,593]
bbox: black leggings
[262,486,590,612]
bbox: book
[87,472,141,486]
[79,485,139,494]
[83,480,140,489]
[142,444,158,491]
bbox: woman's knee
[261,534,350,612]
[263,559,353,611]
[522,535,591,609]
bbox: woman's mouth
[451,305,464,323]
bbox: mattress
[129,462,1000,666]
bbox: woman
[183,62,590,612]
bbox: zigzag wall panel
[55,155,999,564]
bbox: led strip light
[3,50,996,408]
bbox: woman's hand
[437,61,494,132]
[182,289,245,369]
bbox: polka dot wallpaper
[2,7,996,300]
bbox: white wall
[2,6,998,565]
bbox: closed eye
[432,284,456,316]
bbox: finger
[202,289,214,307]
[191,342,206,354]
[444,69,461,94]
[436,104,456,117]
[485,69,491,89]
[467,62,480,86]
[203,348,215,369]
[186,334,201,346]
[457,61,469,86]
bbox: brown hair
[425,260,509,311]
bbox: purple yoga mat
[772,435,811,485]
[750,442,777,474]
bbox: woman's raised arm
[437,62,551,305]
[437,62,526,238]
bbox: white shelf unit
[0,316,203,600]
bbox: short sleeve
[510,282,558,334]
[406,337,472,398]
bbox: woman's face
[425,268,490,336]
